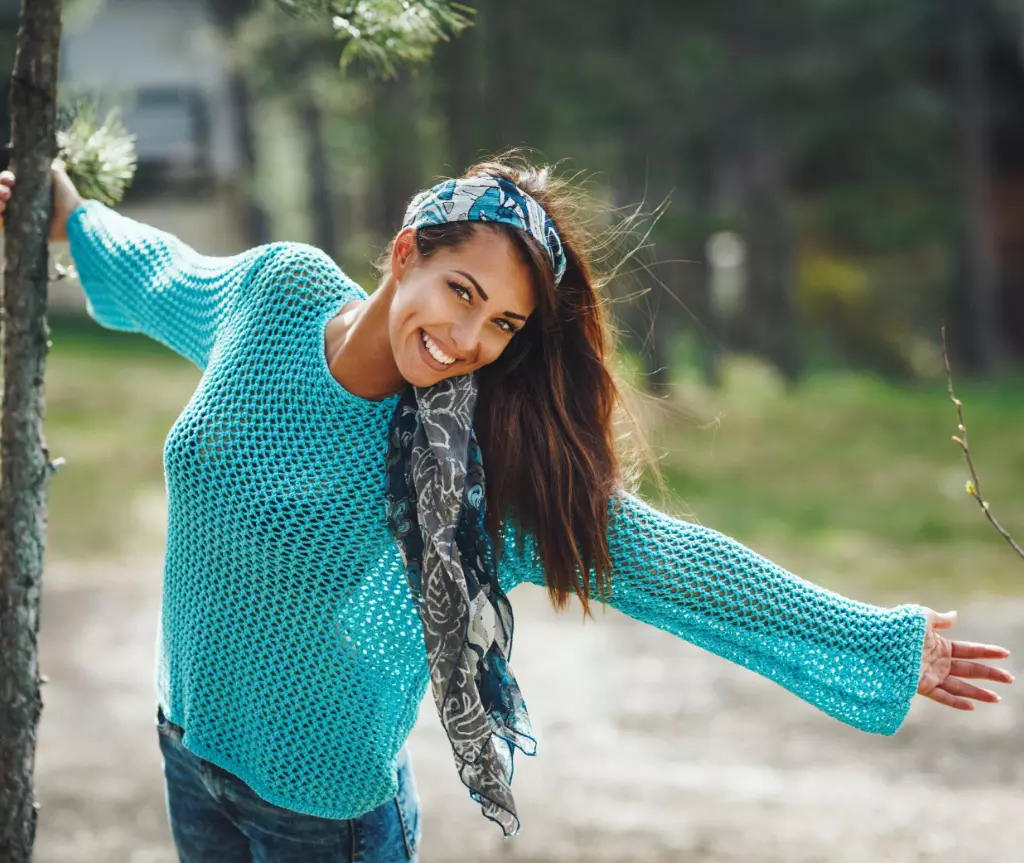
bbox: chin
[395,355,442,388]
[397,331,461,388]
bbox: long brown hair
[382,153,646,617]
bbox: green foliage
[273,0,474,78]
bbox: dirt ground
[31,555,1024,863]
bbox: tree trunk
[371,75,420,236]
[209,0,271,246]
[227,67,272,246]
[437,30,475,173]
[739,124,801,383]
[480,0,525,151]
[301,85,339,261]
[953,0,1006,372]
[0,2,62,860]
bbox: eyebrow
[454,269,527,321]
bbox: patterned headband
[401,176,567,286]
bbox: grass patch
[632,356,1024,602]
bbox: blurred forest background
[2,1,1024,860]
[1,0,1016,591]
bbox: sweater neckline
[317,283,400,411]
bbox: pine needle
[55,100,137,207]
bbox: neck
[325,276,408,401]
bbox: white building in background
[0,0,251,310]
[59,0,240,184]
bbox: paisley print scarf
[384,372,535,837]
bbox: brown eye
[447,281,472,303]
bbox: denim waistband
[157,703,186,736]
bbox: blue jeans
[156,705,421,862]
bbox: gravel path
[32,556,1024,862]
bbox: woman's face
[388,226,538,387]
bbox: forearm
[504,490,928,735]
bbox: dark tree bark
[0,1,62,860]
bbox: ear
[390,227,418,281]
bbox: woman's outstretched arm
[501,489,934,736]
[65,199,285,370]
[2,160,291,370]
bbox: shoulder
[247,242,357,292]
[243,242,365,313]
[250,241,342,278]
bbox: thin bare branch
[941,325,1024,562]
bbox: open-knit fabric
[66,199,930,821]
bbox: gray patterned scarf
[384,373,535,837]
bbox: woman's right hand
[916,608,1014,710]
[0,157,84,242]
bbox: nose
[448,316,485,362]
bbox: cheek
[393,280,449,331]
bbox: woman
[2,155,1012,862]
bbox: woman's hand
[0,157,84,242]
[917,608,1014,710]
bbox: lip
[418,328,458,372]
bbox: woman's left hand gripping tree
[0,1,139,859]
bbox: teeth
[421,330,456,365]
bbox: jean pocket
[354,748,421,862]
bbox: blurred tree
[210,0,274,248]
[950,0,1009,372]
[502,0,1020,385]
[229,0,472,255]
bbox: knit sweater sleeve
[65,199,280,369]
[500,489,928,736]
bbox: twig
[941,325,1024,562]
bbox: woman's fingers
[939,676,1001,703]
[0,173,12,214]
[925,686,975,711]
[950,659,1015,683]
[951,640,1011,660]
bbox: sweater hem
[169,719,399,821]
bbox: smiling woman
[3,152,1012,861]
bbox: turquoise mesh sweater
[66,200,929,820]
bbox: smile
[420,329,457,366]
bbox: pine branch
[55,100,136,206]
[274,0,474,78]
[941,325,1024,563]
